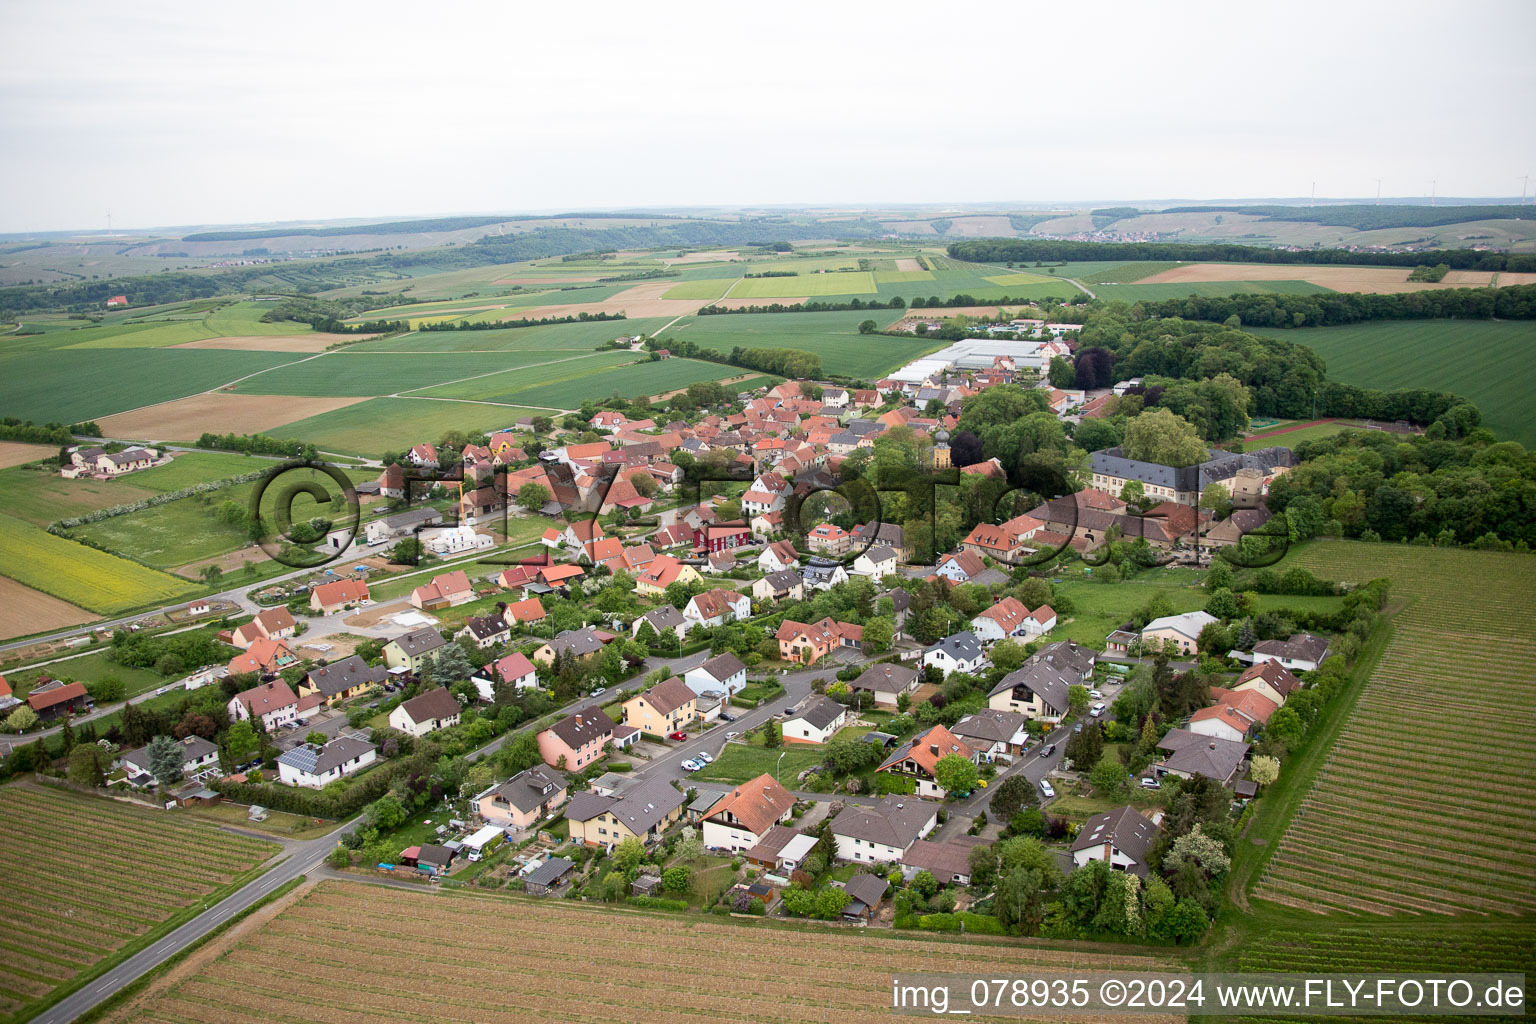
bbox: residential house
[743,826,818,874]
[457,613,511,650]
[1070,806,1160,876]
[621,676,699,736]
[633,555,702,597]
[378,463,405,499]
[851,545,897,579]
[1141,611,1219,655]
[961,514,1045,564]
[309,578,369,614]
[1230,660,1302,706]
[632,605,688,643]
[969,597,1031,643]
[565,775,686,848]
[852,521,908,560]
[1188,701,1265,744]
[807,522,849,556]
[472,652,539,702]
[407,442,439,468]
[935,550,986,583]
[382,627,447,673]
[831,794,937,865]
[701,773,796,852]
[986,641,1096,722]
[683,588,750,629]
[388,687,462,737]
[1154,728,1251,785]
[848,662,920,708]
[298,655,386,706]
[951,708,1030,763]
[783,696,849,744]
[409,570,475,610]
[776,617,863,664]
[537,705,615,770]
[227,680,299,731]
[750,569,805,604]
[757,540,800,575]
[876,724,976,799]
[226,637,298,677]
[503,596,547,627]
[1250,632,1330,672]
[1202,506,1274,548]
[695,521,751,554]
[230,608,296,650]
[531,627,609,667]
[901,839,978,886]
[475,765,568,830]
[120,735,219,783]
[683,652,747,698]
[801,559,848,591]
[923,631,986,677]
[277,737,377,789]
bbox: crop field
[232,350,614,398]
[348,317,671,354]
[1072,261,1188,284]
[267,397,547,456]
[1250,319,1536,447]
[0,513,200,613]
[417,356,748,408]
[872,269,934,283]
[729,272,878,298]
[0,466,160,527]
[1138,261,1536,294]
[105,881,1184,1024]
[982,271,1071,288]
[660,278,739,301]
[665,310,937,378]
[1091,280,1333,303]
[0,348,304,424]
[1252,542,1536,916]
[0,576,99,640]
[402,351,637,402]
[0,783,277,1021]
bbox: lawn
[3,648,165,699]
[0,513,200,614]
[1250,319,1536,447]
[1239,421,1361,452]
[268,397,547,456]
[663,310,941,379]
[692,742,823,785]
[131,450,277,490]
[1048,572,1209,645]
[0,466,158,526]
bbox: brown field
[170,544,271,580]
[493,280,711,321]
[96,394,370,442]
[101,881,1184,1024]
[714,295,809,309]
[894,257,924,272]
[0,574,97,639]
[1139,262,1536,294]
[0,441,57,469]
[170,334,365,353]
[489,275,600,284]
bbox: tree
[3,706,38,733]
[225,720,259,762]
[1199,483,1232,519]
[762,719,782,748]
[995,866,1049,936]
[145,734,185,788]
[612,837,646,877]
[1205,587,1239,620]
[67,744,106,786]
[989,774,1038,820]
[1047,355,1076,388]
[432,644,474,684]
[1067,684,1090,716]
[1164,824,1231,879]
[862,616,894,654]
[933,753,978,796]
[1267,706,1305,747]
[371,794,408,831]
[327,846,352,870]
[910,869,939,897]
[1120,408,1206,468]
[662,865,691,894]
[390,537,424,564]
[1088,756,1127,797]
[1204,560,1234,592]
[1249,755,1280,787]
[675,826,705,863]
[305,730,328,746]
[990,639,1026,673]
[1066,721,1103,769]
[857,319,877,334]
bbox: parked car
[681,759,701,771]
[1073,722,1083,734]
[668,731,688,741]
[718,713,735,723]
[1090,702,1106,718]
[590,687,607,698]
[1089,689,1104,699]
[1041,743,1056,757]
[724,731,740,740]
[696,752,713,764]
[1039,779,1056,799]
[1140,776,1161,790]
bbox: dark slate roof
[851,662,919,695]
[928,631,983,662]
[1157,728,1251,780]
[389,627,446,657]
[461,614,509,642]
[843,872,888,910]
[1070,805,1159,870]
[397,686,461,725]
[762,569,802,592]
[306,655,387,698]
[490,765,565,814]
[831,795,933,849]
[525,856,574,887]
[545,706,614,750]
[605,776,686,835]
[383,507,444,530]
[697,652,746,683]
[417,843,454,868]
[1253,632,1330,664]
[787,695,846,731]
[548,628,605,658]
[277,736,376,776]
[564,790,615,823]
[951,709,1027,745]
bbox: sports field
[665,310,938,378]
[1250,319,1536,447]
[0,514,200,614]
[104,881,1184,1024]
[1252,542,1536,915]
[0,783,277,1022]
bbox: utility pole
[1430,179,1437,207]
[1374,178,1382,206]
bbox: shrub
[627,895,689,912]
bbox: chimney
[929,744,939,756]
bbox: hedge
[911,911,1006,934]
[628,895,689,912]
[212,744,439,817]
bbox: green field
[1238,421,1362,452]
[983,271,1072,287]
[57,300,313,349]
[1251,319,1536,447]
[663,310,938,378]
[728,272,878,299]
[414,355,747,407]
[1092,280,1334,302]
[872,270,935,283]
[4,649,165,699]
[0,452,264,528]
[0,514,200,613]
[0,349,304,423]
[234,350,620,398]
[1071,261,1188,284]
[349,317,671,354]
[692,742,824,784]
[268,397,546,456]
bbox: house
[683,588,750,629]
[621,676,699,736]
[120,735,219,783]
[851,545,897,579]
[1024,605,1058,635]
[1155,728,1251,785]
[472,652,539,702]
[969,597,1032,643]
[1105,629,1140,654]
[503,597,547,627]
[1188,698,1269,743]
[524,856,576,895]
[986,641,1096,722]
[751,569,805,604]
[408,443,439,468]
[1071,805,1160,876]
[841,872,889,921]
[230,608,296,650]
[363,506,442,546]
[632,605,688,643]
[409,570,475,610]
[298,655,386,705]
[388,687,462,737]
[565,775,686,848]
[106,294,127,307]
[277,736,377,789]
[801,559,849,591]
[831,794,938,865]
[695,521,751,554]
[701,773,796,852]
[1088,445,1295,508]
[923,631,986,677]
[1230,660,1302,706]
[852,521,908,560]
[633,555,702,597]
[683,652,747,698]
[1251,632,1330,672]
[475,765,568,829]
[901,839,977,886]
[378,463,406,499]
[848,662,920,708]
[743,826,818,874]
[227,680,299,731]
[807,522,849,556]
[1141,611,1219,655]
[951,709,1030,763]
[531,627,609,666]
[961,514,1045,564]
[226,637,297,677]
[1202,506,1274,548]
[457,614,511,650]
[383,627,447,673]
[782,696,849,744]
[935,550,986,583]
[537,705,615,770]
[309,578,369,614]
[757,540,800,575]
[776,617,863,664]
[876,725,976,799]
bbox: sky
[1,0,1533,233]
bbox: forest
[1128,283,1536,329]
[1156,203,1536,232]
[947,239,1536,272]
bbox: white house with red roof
[683,588,750,629]
[228,680,300,730]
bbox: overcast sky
[2,0,1532,233]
